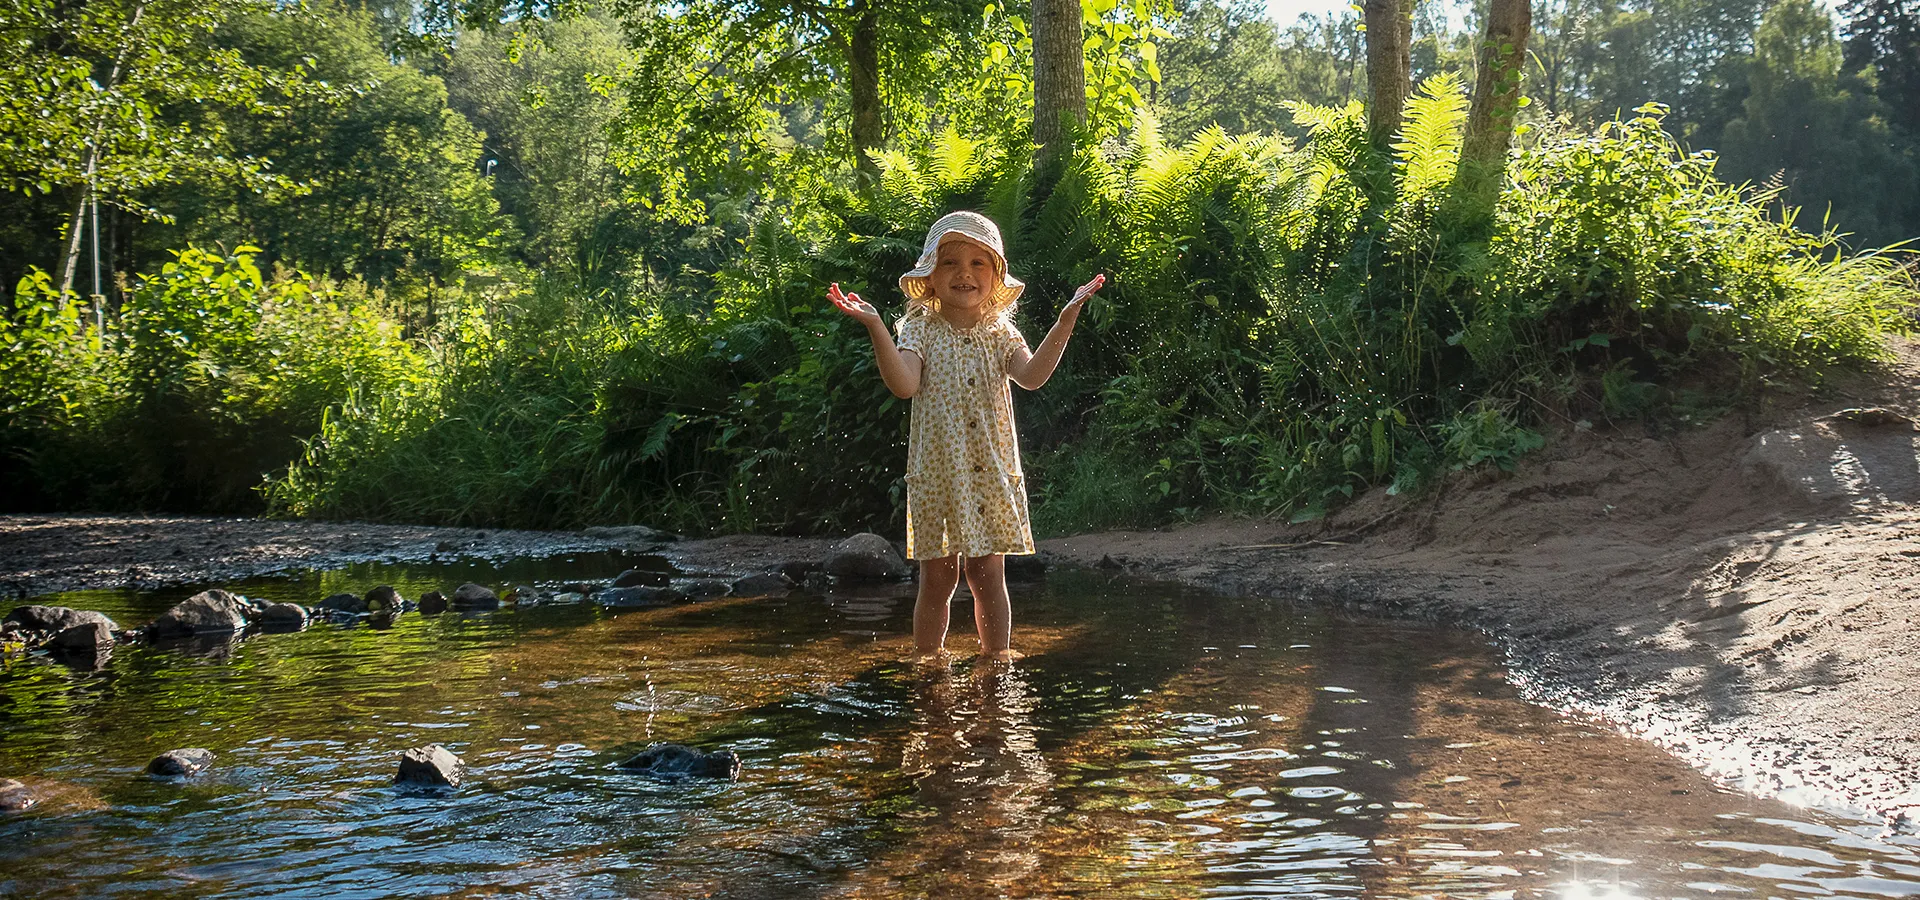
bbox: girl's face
[929,236,999,312]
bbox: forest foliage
[1,0,1915,533]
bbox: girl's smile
[929,236,999,320]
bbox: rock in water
[50,620,114,651]
[1005,552,1051,581]
[0,778,34,812]
[594,586,684,608]
[729,573,794,598]
[148,590,251,637]
[611,568,670,588]
[317,592,366,614]
[823,533,912,580]
[146,748,216,777]
[681,580,729,601]
[418,591,449,615]
[256,603,309,631]
[396,744,462,788]
[617,744,741,780]
[582,524,677,545]
[451,584,498,610]
[364,585,404,614]
[3,605,118,636]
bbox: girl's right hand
[828,283,881,326]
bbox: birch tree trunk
[1362,0,1413,149]
[1032,0,1085,164]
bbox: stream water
[2,553,1916,899]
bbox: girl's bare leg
[962,554,1013,656]
[914,555,961,655]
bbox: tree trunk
[1362,0,1413,149]
[1031,0,1085,164]
[1454,0,1533,225]
[849,0,882,185]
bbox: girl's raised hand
[828,282,881,326]
[1065,274,1107,312]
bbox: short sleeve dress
[896,313,1035,561]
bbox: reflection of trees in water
[885,660,1057,896]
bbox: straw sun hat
[897,211,1026,312]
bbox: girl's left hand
[1065,274,1106,313]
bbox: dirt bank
[4,345,1918,834]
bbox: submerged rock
[395,744,461,788]
[823,533,911,581]
[505,584,544,606]
[595,586,684,608]
[364,585,404,614]
[548,591,589,605]
[146,748,215,778]
[681,580,729,601]
[256,602,309,631]
[451,583,498,610]
[616,743,741,780]
[418,591,449,615]
[0,778,35,812]
[729,573,794,598]
[317,592,366,614]
[148,590,250,638]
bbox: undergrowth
[3,90,1912,533]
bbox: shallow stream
[3,554,1917,898]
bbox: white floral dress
[896,313,1035,560]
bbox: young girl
[827,210,1104,660]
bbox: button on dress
[896,313,1035,560]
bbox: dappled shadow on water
[2,567,1917,898]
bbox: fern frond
[1393,72,1469,205]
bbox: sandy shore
[5,346,1919,834]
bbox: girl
[827,210,1105,660]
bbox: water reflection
[893,660,1054,894]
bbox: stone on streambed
[681,580,729,601]
[617,744,741,781]
[148,590,250,638]
[595,586,684,608]
[729,572,794,598]
[395,744,462,789]
[0,778,35,812]
[419,591,449,615]
[823,533,911,581]
[50,620,114,652]
[256,602,309,631]
[318,592,365,614]
[451,584,498,610]
[505,585,544,606]
[365,585,405,614]
[612,568,671,588]
[146,748,215,778]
